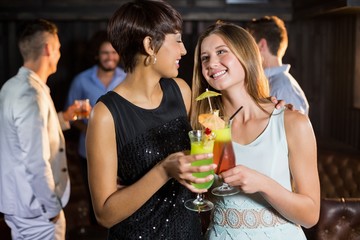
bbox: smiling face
[155,32,187,78]
[200,33,245,91]
[190,23,271,129]
[98,42,120,72]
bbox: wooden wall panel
[286,18,331,137]
[354,15,360,109]
[286,14,360,149]
[0,1,360,150]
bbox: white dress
[206,107,307,240]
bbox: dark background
[1,0,360,151]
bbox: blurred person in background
[246,16,310,115]
[65,30,126,225]
[0,19,78,240]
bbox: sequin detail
[117,118,191,185]
[99,79,203,240]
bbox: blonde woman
[191,21,320,239]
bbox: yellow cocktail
[190,136,214,189]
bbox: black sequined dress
[97,78,203,240]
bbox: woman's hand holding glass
[184,130,216,212]
[219,164,267,194]
[159,150,216,194]
[211,121,240,197]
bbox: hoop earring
[145,55,151,66]
[144,55,157,66]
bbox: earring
[144,55,157,66]
[144,55,151,66]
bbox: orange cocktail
[211,121,240,197]
[213,127,236,174]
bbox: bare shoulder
[89,101,114,128]
[284,109,313,134]
[86,101,116,153]
[173,77,191,113]
[173,77,191,92]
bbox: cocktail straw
[217,106,243,174]
[206,88,213,113]
[229,106,243,122]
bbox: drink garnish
[196,88,221,113]
[195,89,221,101]
[202,127,216,147]
[198,113,225,130]
[196,89,224,130]
[204,128,212,135]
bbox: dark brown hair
[246,16,288,57]
[88,30,111,65]
[107,0,183,73]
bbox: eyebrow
[215,44,227,49]
[200,44,228,55]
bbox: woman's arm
[86,102,168,227]
[86,102,215,228]
[280,110,320,227]
[222,109,320,228]
[259,110,320,227]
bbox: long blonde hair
[190,21,270,129]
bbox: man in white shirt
[0,19,78,240]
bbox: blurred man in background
[246,16,309,115]
[0,19,78,240]
[65,30,126,225]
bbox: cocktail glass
[184,130,215,212]
[211,120,240,197]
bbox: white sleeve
[57,111,71,131]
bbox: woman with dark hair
[86,0,215,239]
